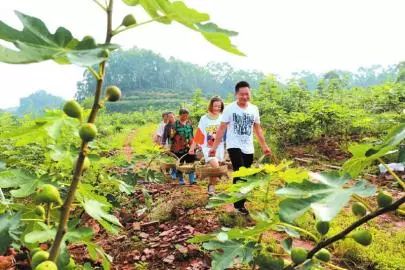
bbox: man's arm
[253,123,271,155]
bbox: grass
[332,211,405,270]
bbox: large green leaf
[85,240,112,270]
[343,123,405,177]
[276,172,376,222]
[207,192,247,208]
[203,240,256,270]
[0,169,41,198]
[25,225,55,243]
[255,254,284,270]
[82,199,122,233]
[0,111,77,146]
[189,222,271,244]
[0,213,23,254]
[0,169,35,188]
[0,11,117,65]
[25,221,93,244]
[121,0,244,56]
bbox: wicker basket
[160,162,176,170]
[195,163,228,179]
[175,153,196,173]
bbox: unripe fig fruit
[105,85,121,102]
[79,123,97,142]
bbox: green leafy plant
[190,123,405,270]
[0,0,243,268]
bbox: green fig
[122,14,137,27]
[81,35,96,47]
[351,230,372,246]
[105,85,121,102]
[30,247,42,257]
[34,260,58,270]
[315,248,331,262]
[34,205,46,217]
[316,221,330,235]
[291,247,308,264]
[31,250,49,268]
[36,184,62,205]
[352,202,367,217]
[99,49,109,58]
[74,156,91,172]
[65,257,76,270]
[377,191,393,208]
[63,100,82,120]
[79,123,97,142]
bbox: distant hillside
[74,47,402,112]
[15,90,64,116]
[75,48,264,112]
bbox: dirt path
[123,129,137,162]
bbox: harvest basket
[195,162,228,179]
[176,153,196,173]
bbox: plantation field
[1,80,404,269]
[0,1,404,270]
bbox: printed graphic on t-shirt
[233,113,255,136]
[205,125,218,147]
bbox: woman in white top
[189,96,225,195]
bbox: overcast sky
[0,0,404,108]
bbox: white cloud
[0,0,404,108]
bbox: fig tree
[79,123,97,142]
[34,261,58,270]
[105,85,121,102]
[315,249,331,262]
[36,184,62,205]
[63,100,82,119]
[122,14,137,27]
[377,191,393,208]
[31,250,49,268]
[316,221,330,235]
[291,247,307,264]
[351,230,372,246]
[352,202,367,217]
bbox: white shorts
[202,144,225,163]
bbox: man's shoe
[236,207,249,216]
[207,185,215,196]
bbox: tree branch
[283,195,405,270]
[378,158,405,190]
[112,16,168,36]
[49,0,114,261]
[91,0,107,11]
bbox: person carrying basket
[162,109,196,185]
[189,96,225,196]
[209,81,272,214]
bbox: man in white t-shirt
[154,112,169,145]
[209,81,271,214]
